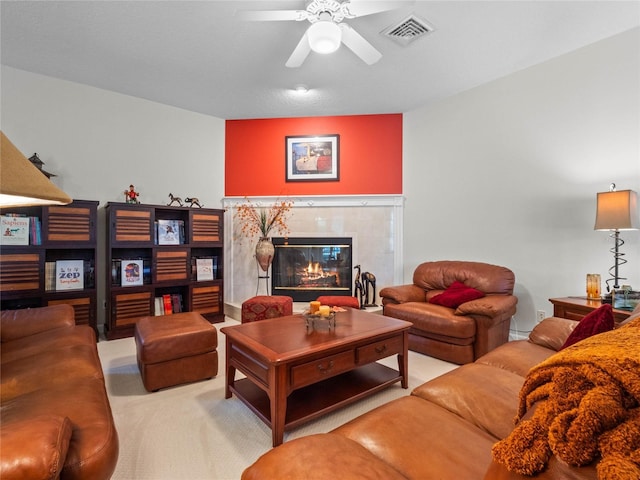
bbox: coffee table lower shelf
[230,362,402,433]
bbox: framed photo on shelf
[285,134,339,182]
[0,216,30,245]
[157,219,183,245]
[55,259,84,291]
[195,257,216,281]
[121,259,144,287]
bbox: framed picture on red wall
[285,134,339,182]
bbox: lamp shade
[594,189,639,231]
[0,131,72,207]
[307,20,342,54]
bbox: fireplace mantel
[222,195,404,312]
[223,194,404,209]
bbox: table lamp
[1,131,71,207]
[594,183,639,292]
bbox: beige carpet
[97,317,457,480]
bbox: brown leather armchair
[380,260,517,364]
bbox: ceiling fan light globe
[307,20,342,54]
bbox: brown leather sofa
[0,305,119,480]
[379,260,517,364]
[242,305,640,480]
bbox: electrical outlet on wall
[536,310,546,323]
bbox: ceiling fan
[236,0,414,68]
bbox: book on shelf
[156,219,184,245]
[1,215,30,245]
[154,296,164,316]
[162,294,173,315]
[45,261,56,291]
[120,259,144,287]
[111,260,121,286]
[29,217,42,245]
[55,260,84,291]
[171,293,183,313]
[84,260,95,289]
[195,257,216,281]
[112,258,150,286]
[154,293,183,315]
[142,260,151,284]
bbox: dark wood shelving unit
[0,200,99,337]
[104,202,224,340]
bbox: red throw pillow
[560,304,615,349]
[429,281,485,309]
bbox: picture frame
[121,259,144,287]
[195,257,216,281]
[55,259,84,291]
[0,216,30,245]
[285,134,339,182]
[157,219,183,245]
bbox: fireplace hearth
[272,237,352,302]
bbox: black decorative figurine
[361,270,377,307]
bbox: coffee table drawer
[357,335,403,364]
[291,350,355,389]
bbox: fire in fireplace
[271,237,352,302]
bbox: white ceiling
[1,1,639,120]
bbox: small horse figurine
[167,193,183,207]
[184,196,203,208]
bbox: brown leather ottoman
[134,312,218,392]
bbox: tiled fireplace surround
[223,195,404,316]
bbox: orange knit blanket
[492,318,640,479]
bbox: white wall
[1,66,225,327]
[403,27,640,336]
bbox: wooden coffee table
[221,308,411,446]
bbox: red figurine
[124,184,140,204]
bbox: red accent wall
[225,114,402,196]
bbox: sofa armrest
[0,415,72,480]
[528,316,577,351]
[455,295,517,320]
[1,305,75,342]
[379,284,427,305]
[242,433,406,480]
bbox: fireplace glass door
[272,237,352,302]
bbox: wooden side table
[549,297,632,324]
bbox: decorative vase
[255,237,275,272]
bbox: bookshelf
[0,200,99,336]
[104,202,224,339]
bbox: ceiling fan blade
[286,32,312,68]
[339,24,382,65]
[235,9,307,22]
[344,0,414,18]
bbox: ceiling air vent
[381,14,434,46]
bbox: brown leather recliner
[380,260,517,364]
